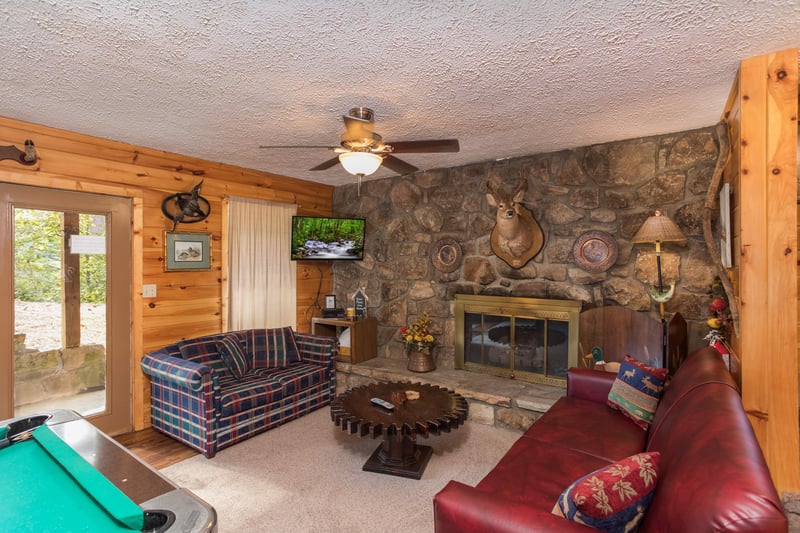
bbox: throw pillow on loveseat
[217,334,249,379]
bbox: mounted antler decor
[0,139,37,165]
[486,177,544,268]
[161,179,211,230]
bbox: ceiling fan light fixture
[338,151,382,176]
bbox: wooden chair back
[578,306,687,371]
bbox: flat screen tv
[291,216,366,261]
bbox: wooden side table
[311,316,377,364]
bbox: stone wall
[332,126,721,369]
[14,333,106,407]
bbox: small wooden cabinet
[311,317,377,364]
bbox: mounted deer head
[486,178,544,268]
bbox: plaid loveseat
[140,326,337,457]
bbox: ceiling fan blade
[386,139,460,153]
[309,156,341,171]
[381,155,419,175]
[259,145,335,149]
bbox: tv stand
[312,317,377,364]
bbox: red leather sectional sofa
[434,347,788,532]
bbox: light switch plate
[142,284,157,298]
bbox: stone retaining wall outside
[14,333,106,407]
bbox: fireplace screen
[456,295,580,386]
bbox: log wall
[0,115,333,430]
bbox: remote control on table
[370,397,395,410]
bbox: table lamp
[632,210,687,369]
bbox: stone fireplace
[455,294,580,386]
[333,126,723,371]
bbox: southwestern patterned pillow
[552,451,660,532]
[607,355,667,430]
[217,334,250,380]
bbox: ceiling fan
[260,107,459,191]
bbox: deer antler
[486,173,503,193]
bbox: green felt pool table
[1,410,216,533]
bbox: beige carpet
[160,407,520,533]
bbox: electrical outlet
[142,284,157,298]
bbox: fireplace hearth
[455,294,580,387]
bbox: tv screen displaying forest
[291,216,365,260]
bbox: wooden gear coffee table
[330,381,469,479]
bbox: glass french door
[0,184,132,434]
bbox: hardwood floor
[114,427,199,470]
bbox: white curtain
[227,197,297,329]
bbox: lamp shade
[632,210,687,244]
[338,152,383,176]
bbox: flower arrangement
[705,276,732,367]
[705,276,731,336]
[399,312,436,355]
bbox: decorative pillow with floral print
[552,452,660,533]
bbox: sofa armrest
[294,332,338,366]
[566,367,616,403]
[141,352,213,392]
[433,480,595,533]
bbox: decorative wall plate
[572,230,618,273]
[430,238,462,273]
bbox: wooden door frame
[722,47,799,493]
[0,178,144,433]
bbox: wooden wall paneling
[0,119,332,217]
[219,180,322,214]
[295,262,333,332]
[142,295,221,323]
[0,166,144,198]
[732,48,800,493]
[0,115,334,431]
[0,120,332,206]
[0,122,145,163]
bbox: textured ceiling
[1,1,799,186]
